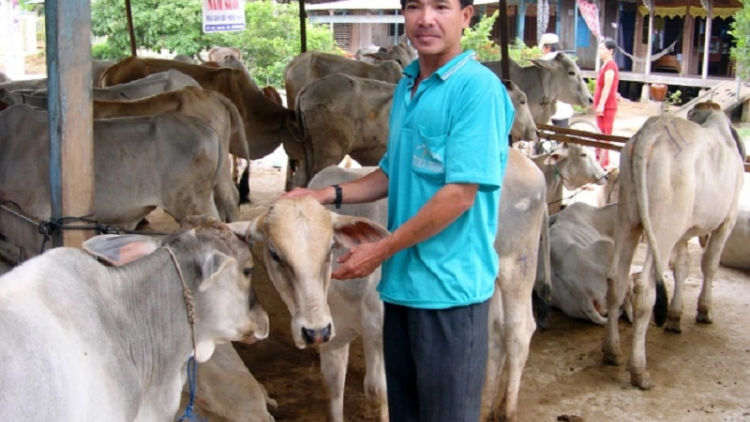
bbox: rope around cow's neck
[164,247,204,422]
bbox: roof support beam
[45,0,95,248]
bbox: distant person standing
[539,33,573,128]
[594,38,619,167]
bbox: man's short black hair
[401,0,474,9]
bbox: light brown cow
[0,71,10,83]
[283,51,402,111]
[294,74,538,188]
[603,107,745,390]
[99,57,301,161]
[208,46,242,62]
[0,105,230,259]
[363,43,418,68]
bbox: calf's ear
[228,215,266,246]
[82,234,159,266]
[198,251,236,292]
[330,213,390,249]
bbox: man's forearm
[381,183,478,259]
[322,168,390,205]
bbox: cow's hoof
[696,311,713,324]
[602,352,622,366]
[630,371,653,390]
[664,317,682,334]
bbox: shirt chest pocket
[412,125,448,180]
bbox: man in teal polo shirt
[283,0,513,420]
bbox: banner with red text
[203,0,245,33]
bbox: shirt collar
[403,50,476,82]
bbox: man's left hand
[331,240,389,280]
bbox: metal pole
[299,0,307,53]
[125,0,136,57]
[45,0,95,248]
[499,0,510,81]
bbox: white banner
[203,0,245,33]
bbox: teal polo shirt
[377,50,514,309]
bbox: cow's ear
[530,59,555,70]
[82,234,160,266]
[330,213,390,249]
[228,215,266,245]
[198,251,236,292]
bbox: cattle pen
[536,122,750,173]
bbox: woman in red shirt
[594,38,619,167]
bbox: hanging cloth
[616,24,685,63]
[576,0,601,40]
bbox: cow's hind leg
[319,342,350,422]
[666,241,689,333]
[698,217,736,324]
[603,226,640,366]
[480,288,505,422]
[499,270,536,422]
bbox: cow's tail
[534,205,553,330]
[632,127,669,327]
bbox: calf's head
[82,216,267,362]
[545,143,608,189]
[231,196,389,348]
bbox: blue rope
[176,356,205,422]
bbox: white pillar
[702,0,713,80]
[2,0,25,78]
[645,0,654,76]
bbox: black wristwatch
[332,184,342,209]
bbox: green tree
[730,0,750,79]
[461,11,543,64]
[90,0,343,87]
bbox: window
[333,23,351,51]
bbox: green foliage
[91,42,128,61]
[729,0,750,79]
[665,90,682,107]
[90,0,343,87]
[461,12,542,65]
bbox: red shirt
[594,60,619,110]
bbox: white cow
[716,208,750,271]
[0,216,264,422]
[603,106,745,390]
[546,202,636,324]
[530,142,608,214]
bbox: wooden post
[573,0,578,53]
[595,0,604,73]
[299,0,307,53]
[499,0,510,81]
[645,0,654,76]
[702,0,713,79]
[681,4,694,76]
[45,0,95,248]
[125,0,136,57]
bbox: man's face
[403,0,473,59]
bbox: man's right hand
[279,186,335,205]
